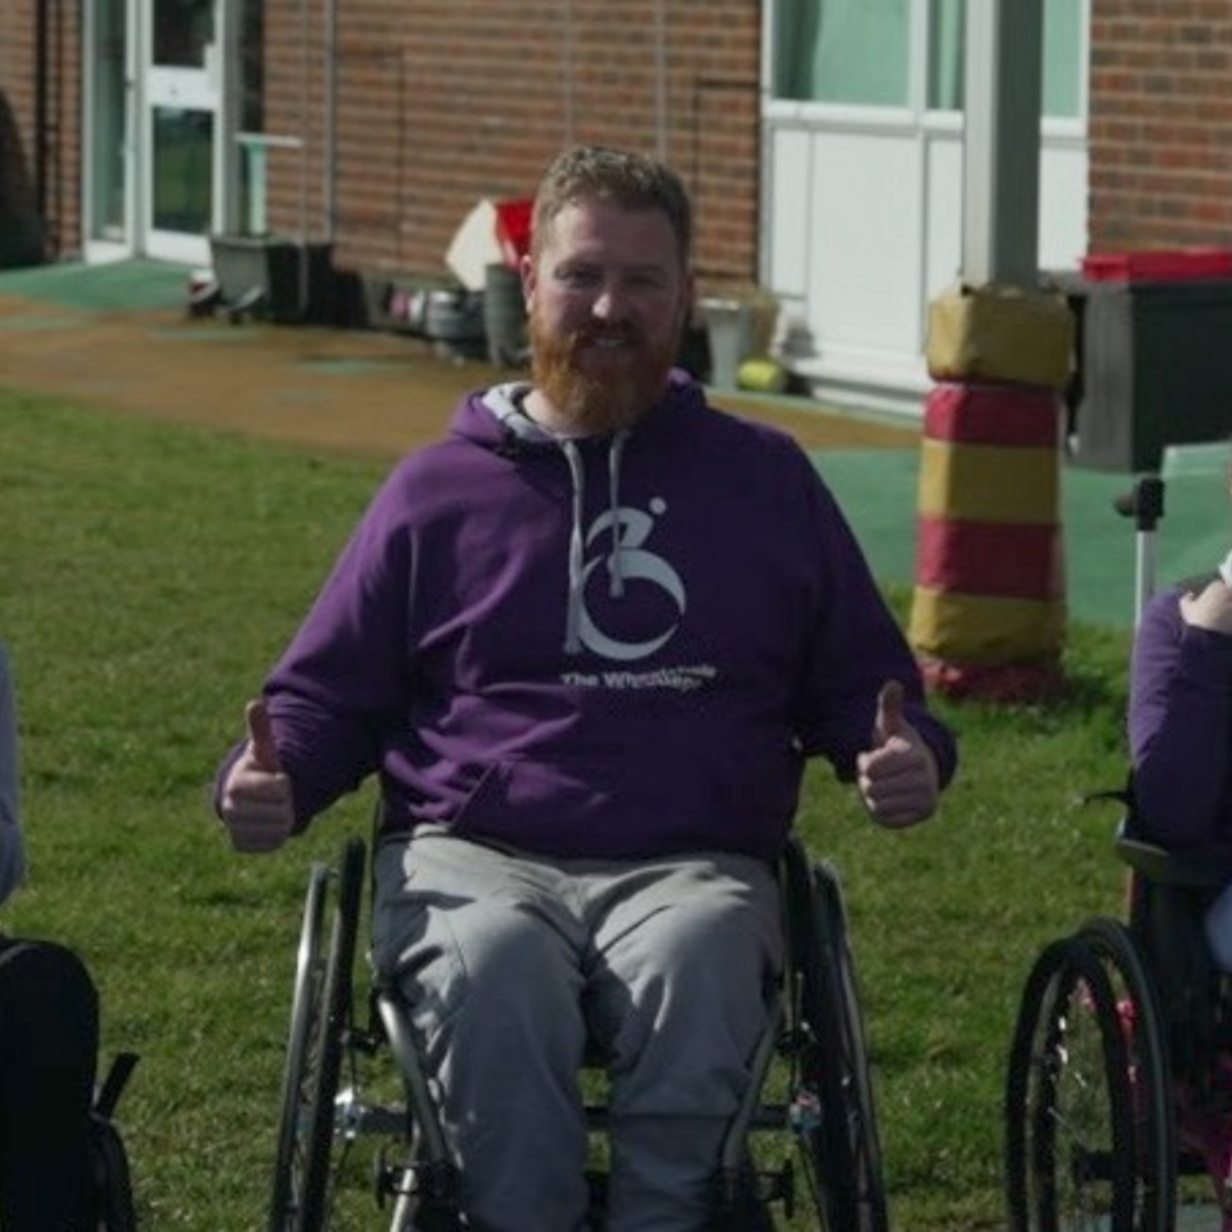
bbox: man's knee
[387,898,583,1052]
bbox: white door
[83,0,134,263]
[761,0,1089,416]
[141,0,228,265]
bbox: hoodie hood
[453,370,707,655]
[447,367,708,453]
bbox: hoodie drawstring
[560,430,630,655]
[561,439,586,656]
[608,430,629,599]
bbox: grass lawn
[0,385,1137,1229]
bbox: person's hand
[855,681,939,829]
[218,699,295,853]
[1180,577,1232,638]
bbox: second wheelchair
[1005,809,1232,1231]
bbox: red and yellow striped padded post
[908,381,1066,699]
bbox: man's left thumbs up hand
[855,681,939,829]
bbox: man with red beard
[215,146,955,1230]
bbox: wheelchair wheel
[1077,916,1176,1232]
[300,836,366,1231]
[1005,935,1137,1231]
[268,837,366,1232]
[794,858,889,1232]
[269,861,330,1231]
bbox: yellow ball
[738,357,787,394]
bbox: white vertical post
[962,0,1045,288]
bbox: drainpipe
[298,0,310,310]
[653,0,666,161]
[34,0,49,241]
[562,0,575,146]
[323,0,336,243]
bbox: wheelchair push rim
[1077,916,1177,1232]
[268,837,366,1232]
[1004,935,1144,1232]
[268,860,330,1232]
[793,857,890,1232]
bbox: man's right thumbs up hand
[218,699,295,853]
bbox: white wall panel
[924,135,963,300]
[808,129,922,353]
[1039,144,1087,273]
[768,127,811,298]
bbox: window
[773,1,1084,116]
[926,0,1083,117]
[774,0,910,107]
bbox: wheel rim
[269,863,330,1231]
[1006,937,1136,1232]
[298,836,366,1230]
[1077,917,1176,1232]
[792,859,888,1232]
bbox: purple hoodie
[223,372,955,860]
[1130,583,1232,860]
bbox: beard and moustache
[528,308,683,437]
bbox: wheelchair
[265,829,890,1231]
[1004,792,1232,1231]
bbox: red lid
[1081,248,1232,281]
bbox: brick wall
[263,0,762,291]
[1089,0,1232,250]
[0,0,81,264]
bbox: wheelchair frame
[265,831,890,1232]
[1004,816,1232,1232]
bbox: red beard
[529,311,680,436]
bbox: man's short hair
[531,146,693,267]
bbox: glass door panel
[143,0,221,263]
[152,107,213,233]
[152,0,215,66]
[85,0,130,252]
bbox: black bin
[209,235,335,324]
[1058,255,1232,473]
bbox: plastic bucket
[483,264,527,366]
[700,298,753,391]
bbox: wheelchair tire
[795,859,889,1232]
[268,861,331,1232]
[1004,935,1137,1232]
[1077,916,1177,1232]
[298,836,366,1232]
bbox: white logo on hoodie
[578,500,685,661]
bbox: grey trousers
[372,827,783,1232]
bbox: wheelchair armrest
[1113,832,1224,887]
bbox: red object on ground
[495,199,534,266]
[919,658,1065,703]
[1081,248,1232,282]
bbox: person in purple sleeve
[1130,547,1232,969]
[215,145,956,1231]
